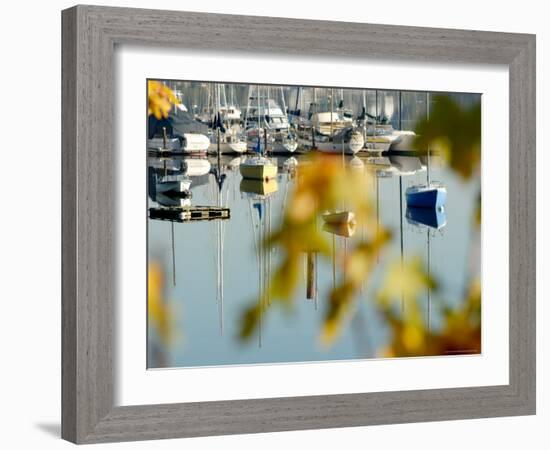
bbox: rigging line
[248,199,260,265]
[399,175,404,312]
[171,221,176,287]
[332,234,336,290]
[427,230,431,333]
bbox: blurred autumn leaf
[148,80,179,119]
[377,256,435,308]
[321,230,391,345]
[230,96,482,358]
[239,154,389,345]
[148,260,175,346]
[414,96,481,179]
[380,279,481,357]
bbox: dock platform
[149,206,230,222]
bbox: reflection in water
[147,152,479,368]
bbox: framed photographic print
[62,5,536,444]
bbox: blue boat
[405,183,447,209]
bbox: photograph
[0,0,540,446]
[146,80,482,369]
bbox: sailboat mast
[330,88,334,138]
[171,221,176,286]
[244,85,251,131]
[216,83,221,156]
[376,175,380,262]
[280,86,288,123]
[217,185,224,335]
[427,91,431,185]
[427,229,431,331]
[258,84,262,155]
[362,90,367,144]
[312,87,316,149]
[399,175,404,311]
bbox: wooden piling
[306,251,317,300]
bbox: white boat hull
[362,138,392,152]
[208,140,247,154]
[182,133,210,152]
[298,128,364,155]
[389,132,416,151]
[301,140,362,155]
[147,134,210,154]
[270,140,298,154]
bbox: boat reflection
[147,151,456,361]
[406,206,447,230]
[240,178,279,197]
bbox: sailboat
[322,211,356,227]
[321,119,357,229]
[298,89,364,155]
[322,218,357,237]
[406,202,447,331]
[208,157,233,335]
[241,174,278,347]
[240,85,278,180]
[147,92,211,155]
[405,177,446,208]
[244,86,297,154]
[405,93,447,209]
[355,90,416,153]
[239,153,278,181]
[208,84,247,154]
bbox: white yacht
[297,111,363,155]
[244,94,298,154]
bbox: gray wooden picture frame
[61,5,536,444]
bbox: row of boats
[148,86,415,157]
[148,152,446,227]
[148,85,446,209]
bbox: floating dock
[149,206,230,222]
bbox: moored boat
[148,106,210,154]
[322,220,357,238]
[239,156,278,181]
[322,210,356,225]
[312,127,364,155]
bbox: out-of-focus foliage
[148,260,175,345]
[239,154,390,344]
[380,279,481,357]
[414,96,481,180]
[235,96,482,358]
[148,80,179,119]
[378,256,435,308]
[321,230,390,344]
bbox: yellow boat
[322,211,357,237]
[322,220,357,237]
[322,211,355,225]
[239,157,278,181]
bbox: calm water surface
[147,153,480,368]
